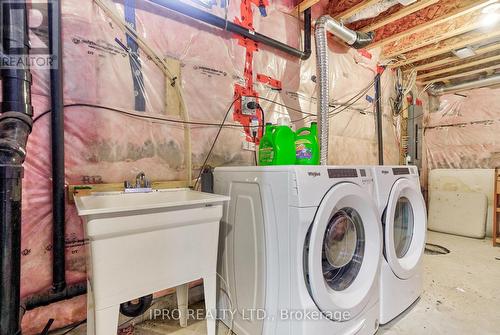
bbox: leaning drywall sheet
[428,169,494,238]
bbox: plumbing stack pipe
[0,1,33,334]
[22,0,88,313]
[315,16,375,165]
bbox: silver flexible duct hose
[315,15,375,165]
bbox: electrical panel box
[407,104,423,169]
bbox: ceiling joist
[384,15,483,58]
[361,0,440,33]
[418,54,500,80]
[421,64,500,84]
[369,0,497,50]
[392,29,500,67]
[413,44,500,72]
[334,0,381,21]
[295,0,320,13]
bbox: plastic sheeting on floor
[21,0,399,332]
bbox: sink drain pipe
[315,16,375,165]
[0,0,33,334]
[21,0,89,315]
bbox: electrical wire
[32,103,252,129]
[291,77,377,123]
[59,319,86,335]
[216,272,235,335]
[33,75,389,189]
[193,97,240,190]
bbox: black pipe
[146,0,312,60]
[23,282,87,311]
[0,0,33,334]
[48,0,67,294]
[375,73,384,165]
[120,294,153,317]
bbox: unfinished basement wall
[422,87,500,237]
[424,88,500,170]
[20,0,399,332]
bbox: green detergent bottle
[258,123,275,166]
[272,116,296,165]
[295,122,320,165]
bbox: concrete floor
[58,231,500,335]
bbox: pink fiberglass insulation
[424,87,500,172]
[21,0,399,332]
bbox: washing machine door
[384,178,427,280]
[305,183,381,320]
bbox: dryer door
[305,183,381,320]
[384,178,427,280]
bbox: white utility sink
[75,188,229,335]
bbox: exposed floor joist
[334,0,381,21]
[392,29,500,67]
[412,43,500,72]
[369,0,497,50]
[418,54,500,80]
[384,14,483,58]
[361,0,440,33]
[421,65,500,84]
[295,0,320,13]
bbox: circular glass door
[384,179,427,280]
[323,208,365,291]
[305,183,381,320]
[393,197,414,258]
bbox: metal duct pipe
[315,16,375,165]
[428,75,500,95]
[0,1,33,334]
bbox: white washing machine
[370,166,427,325]
[214,166,382,335]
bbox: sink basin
[74,188,229,335]
[75,188,229,216]
[75,188,229,239]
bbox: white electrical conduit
[428,75,500,96]
[315,16,375,165]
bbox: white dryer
[214,166,382,335]
[370,166,427,324]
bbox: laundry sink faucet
[124,172,152,193]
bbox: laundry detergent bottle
[258,123,276,166]
[272,116,296,165]
[295,122,320,165]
